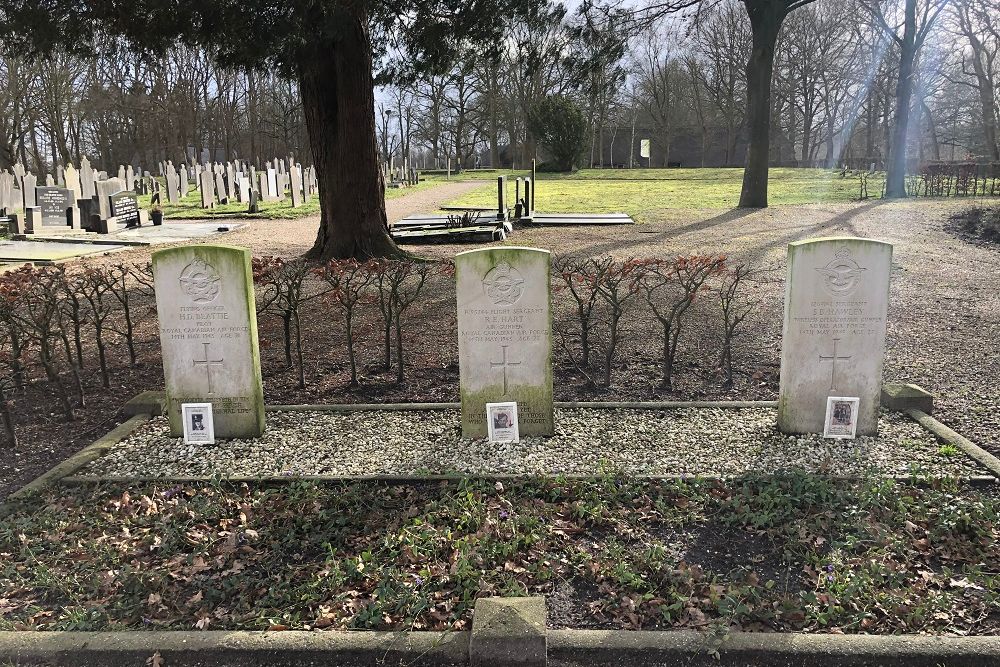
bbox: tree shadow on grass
[744,199,888,267]
[574,208,758,257]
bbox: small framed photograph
[824,396,860,439]
[486,402,519,443]
[182,402,215,444]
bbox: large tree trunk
[885,0,918,199]
[739,2,785,208]
[299,3,400,260]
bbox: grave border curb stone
[906,407,1000,479]
[0,413,150,518]
[0,624,999,667]
[547,628,1000,667]
[0,629,468,667]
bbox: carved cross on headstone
[818,338,852,390]
[490,344,521,395]
[192,342,224,394]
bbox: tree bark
[299,3,400,260]
[739,2,785,208]
[885,0,918,198]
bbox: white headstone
[165,169,180,204]
[64,163,82,203]
[199,169,215,208]
[21,173,36,208]
[289,165,302,207]
[152,245,265,439]
[777,237,893,436]
[266,168,278,201]
[179,165,189,198]
[95,178,125,220]
[456,247,553,438]
[80,157,96,199]
[213,170,228,204]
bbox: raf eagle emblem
[816,247,866,297]
[179,258,222,303]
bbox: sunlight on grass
[441,168,879,220]
[138,178,442,220]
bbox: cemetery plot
[391,213,511,243]
[75,407,987,480]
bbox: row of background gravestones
[154,237,890,442]
[0,156,318,216]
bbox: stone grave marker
[777,237,893,436]
[80,157,96,199]
[289,165,302,207]
[456,247,553,438]
[214,170,228,205]
[126,165,135,190]
[45,174,54,186]
[179,165,190,198]
[64,163,83,203]
[199,168,215,208]
[21,173,36,208]
[117,165,126,182]
[225,163,236,200]
[152,245,265,439]
[266,168,278,201]
[237,175,250,203]
[95,178,125,220]
[110,190,141,228]
[34,186,76,227]
[0,171,12,213]
[165,169,180,203]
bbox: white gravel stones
[78,407,986,479]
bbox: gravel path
[78,407,985,479]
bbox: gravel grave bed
[77,407,987,479]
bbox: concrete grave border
[0,597,999,667]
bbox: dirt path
[191,179,486,259]
[73,179,488,267]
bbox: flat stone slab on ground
[0,240,127,262]
[76,407,987,479]
[114,221,245,244]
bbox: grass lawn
[138,178,441,221]
[1,473,996,633]
[443,168,879,219]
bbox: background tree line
[1,0,997,176]
[0,46,307,172]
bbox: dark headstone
[35,186,74,226]
[110,191,141,228]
